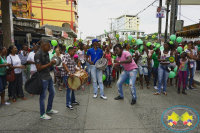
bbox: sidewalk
[194,71,200,85]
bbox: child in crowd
[76,60,85,90]
[176,52,191,95]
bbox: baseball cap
[92,39,100,44]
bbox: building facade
[112,15,140,31]
[0,0,78,33]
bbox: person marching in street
[0,46,10,107]
[154,42,171,95]
[151,47,160,90]
[35,40,58,120]
[27,44,40,76]
[86,39,107,100]
[135,44,151,90]
[62,47,80,110]
[7,45,28,103]
[113,44,138,105]
[176,52,191,95]
[103,45,112,88]
[53,47,63,91]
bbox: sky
[77,0,200,40]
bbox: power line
[178,13,198,23]
[117,0,158,29]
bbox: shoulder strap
[9,56,13,66]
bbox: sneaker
[98,86,100,89]
[189,86,196,90]
[186,86,190,90]
[66,105,73,110]
[161,86,163,89]
[114,95,124,100]
[46,109,58,114]
[154,86,158,90]
[93,93,98,98]
[40,113,51,120]
[100,95,107,100]
[72,101,80,105]
[131,99,136,105]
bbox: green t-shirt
[0,56,7,75]
[152,53,159,67]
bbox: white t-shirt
[110,48,113,53]
[27,52,37,72]
[75,65,82,70]
[7,54,22,74]
[77,50,85,61]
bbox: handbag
[6,56,15,82]
[25,72,43,95]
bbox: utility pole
[165,0,170,42]
[158,0,162,44]
[170,0,178,35]
[80,31,83,39]
[1,0,14,48]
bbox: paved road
[0,75,200,133]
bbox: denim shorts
[138,65,148,75]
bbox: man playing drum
[61,47,80,110]
[86,39,107,100]
[113,44,138,105]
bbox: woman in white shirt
[7,45,28,103]
[27,44,39,76]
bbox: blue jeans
[86,62,91,83]
[0,75,6,93]
[117,69,137,100]
[153,67,158,86]
[62,76,76,106]
[157,64,170,93]
[105,65,112,86]
[91,65,104,95]
[186,62,195,86]
[39,78,55,115]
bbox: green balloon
[51,40,58,46]
[146,42,152,47]
[174,66,178,73]
[137,40,143,45]
[112,55,116,59]
[176,37,183,43]
[169,41,174,44]
[160,46,164,50]
[102,74,106,81]
[140,45,144,50]
[198,47,200,51]
[169,71,176,78]
[156,43,161,48]
[136,39,142,45]
[170,35,176,41]
[128,35,133,40]
[177,46,183,53]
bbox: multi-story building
[112,14,140,31]
[0,0,78,33]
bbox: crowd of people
[0,38,200,120]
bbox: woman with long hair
[154,42,171,95]
[7,45,28,103]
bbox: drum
[95,58,108,70]
[67,70,88,90]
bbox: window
[66,1,69,5]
